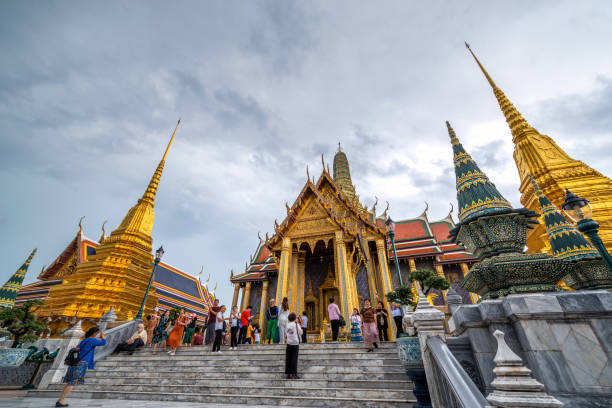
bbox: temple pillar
[376,239,396,341]
[239,284,246,310]
[231,284,240,309]
[259,280,269,337]
[335,231,350,321]
[362,242,378,304]
[435,264,447,304]
[409,258,418,298]
[460,262,479,303]
[243,282,252,309]
[276,237,292,306]
[345,247,358,312]
[296,253,306,315]
[289,249,299,312]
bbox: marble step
[93,364,405,374]
[29,389,415,407]
[111,351,399,361]
[43,383,413,400]
[80,376,414,390]
[95,358,403,369]
[87,369,403,381]
[138,342,398,350]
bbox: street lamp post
[386,216,403,286]
[562,189,612,272]
[136,245,165,320]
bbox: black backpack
[63,343,93,367]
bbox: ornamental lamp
[155,246,165,261]
[385,216,396,234]
[561,189,592,223]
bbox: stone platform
[28,342,415,407]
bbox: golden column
[243,282,252,309]
[276,237,292,307]
[289,250,299,312]
[408,258,418,298]
[334,231,350,320]
[434,264,447,304]
[460,263,479,303]
[376,239,396,341]
[239,284,246,311]
[295,254,306,315]
[259,280,269,337]
[231,284,240,309]
[362,243,378,304]
[344,246,358,313]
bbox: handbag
[339,316,346,327]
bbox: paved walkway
[0,397,274,408]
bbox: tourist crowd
[55,295,404,406]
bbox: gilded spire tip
[162,119,181,162]
[465,43,497,88]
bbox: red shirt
[240,309,250,326]
[208,306,220,323]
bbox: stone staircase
[30,342,415,407]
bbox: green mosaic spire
[447,121,512,223]
[528,175,600,261]
[333,143,357,201]
[0,248,37,308]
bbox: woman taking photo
[229,306,240,350]
[360,299,379,352]
[56,326,106,407]
[167,308,188,356]
[376,300,389,342]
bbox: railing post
[38,320,84,390]
[487,330,563,407]
[412,288,446,408]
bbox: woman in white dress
[278,297,290,344]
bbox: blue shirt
[78,337,106,369]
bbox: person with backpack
[56,326,106,407]
[284,312,302,379]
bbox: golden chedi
[38,121,180,328]
[466,43,612,255]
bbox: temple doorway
[302,239,336,333]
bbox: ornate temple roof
[528,175,601,261]
[232,239,277,283]
[447,121,513,223]
[0,248,36,308]
[17,227,213,319]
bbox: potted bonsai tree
[0,300,46,368]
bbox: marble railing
[93,319,141,362]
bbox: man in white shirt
[113,323,147,355]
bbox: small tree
[0,300,46,348]
[385,286,417,309]
[409,269,450,295]
[169,306,182,323]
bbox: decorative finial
[321,154,325,171]
[372,196,379,215]
[99,220,107,242]
[338,142,342,152]
[230,269,234,278]
[213,282,217,292]
[257,231,263,242]
[205,273,210,284]
[446,121,459,143]
[286,202,291,215]
[419,202,429,218]
[306,165,310,181]
[162,119,181,162]
[197,266,203,277]
[464,42,497,88]
[464,41,470,49]
[78,216,85,233]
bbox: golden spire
[465,42,533,143]
[141,119,180,207]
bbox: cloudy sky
[1,1,612,304]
